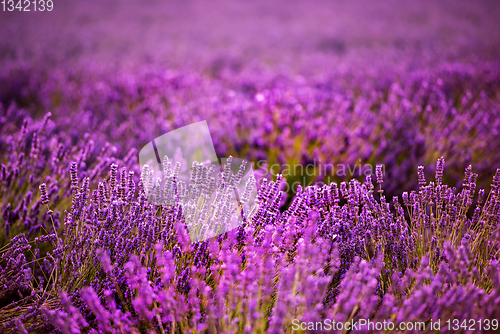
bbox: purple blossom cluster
[0,106,500,332]
[2,61,500,202]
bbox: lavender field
[1,0,500,333]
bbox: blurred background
[2,0,500,69]
[1,0,500,204]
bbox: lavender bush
[1,60,500,201]
[0,110,499,332]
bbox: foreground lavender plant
[140,156,257,243]
[1,148,499,333]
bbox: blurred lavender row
[1,60,499,199]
